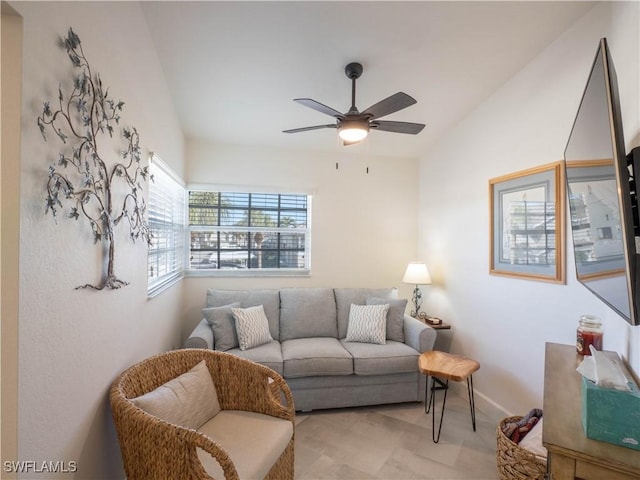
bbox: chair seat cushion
[197,410,293,479]
[282,337,353,378]
[341,340,420,376]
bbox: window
[147,154,186,295]
[188,189,311,274]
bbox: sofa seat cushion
[341,340,420,376]
[196,410,293,480]
[279,288,338,340]
[226,341,283,376]
[282,338,353,378]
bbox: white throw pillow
[232,305,274,351]
[345,303,389,344]
[131,359,220,429]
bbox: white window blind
[147,154,186,296]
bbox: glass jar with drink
[576,315,603,355]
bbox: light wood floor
[294,390,499,479]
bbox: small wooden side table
[410,315,451,330]
[418,350,480,443]
[426,321,451,330]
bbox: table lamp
[402,262,432,319]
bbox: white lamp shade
[402,262,432,285]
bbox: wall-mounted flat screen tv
[565,38,639,326]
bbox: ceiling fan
[283,62,425,145]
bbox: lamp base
[411,310,428,320]
[411,285,423,318]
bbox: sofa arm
[403,315,436,353]
[184,318,213,349]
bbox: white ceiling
[141,1,595,159]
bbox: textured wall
[14,2,184,478]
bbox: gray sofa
[184,287,437,411]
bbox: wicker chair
[110,349,295,480]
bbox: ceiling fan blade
[283,124,337,134]
[371,120,425,135]
[294,98,345,119]
[362,92,417,120]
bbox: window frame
[186,184,312,277]
[147,153,187,296]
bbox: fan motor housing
[345,62,363,80]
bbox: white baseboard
[446,381,512,424]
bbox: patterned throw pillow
[345,303,389,344]
[231,305,274,351]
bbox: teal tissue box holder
[581,354,640,451]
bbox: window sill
[185,269,311,278]
[147,273,184,298]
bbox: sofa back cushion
[203,302,241,351]
[279,288,337,341]
[207,289,280,340]
[334,288,398,339]
[367,297,408,343]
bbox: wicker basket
[496,416,546,480]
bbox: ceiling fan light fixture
[338,119,369,142]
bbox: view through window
[188,190,310,272]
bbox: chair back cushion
[131,360,220,429]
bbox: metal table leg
[425,374,477,443]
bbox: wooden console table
[542,342,640,479]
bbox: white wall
[182,140,419,341]
[419,1,640,417]
[14,2,184,478]
[2,5,23,477]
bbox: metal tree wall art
[38,28,151,290]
